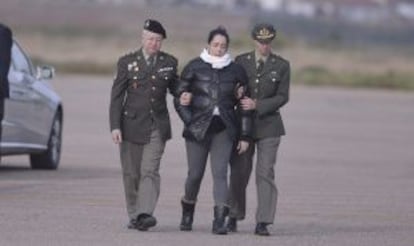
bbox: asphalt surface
[1,75,414,246]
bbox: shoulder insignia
[159,51,178,64]
[120,50,136,60]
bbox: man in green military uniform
[227,23,290,236]
[109,19,178,231]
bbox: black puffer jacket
[174,57,253,142]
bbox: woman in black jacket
[174,26,252,235]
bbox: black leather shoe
[227,217,237,232]
[136,214,157,231]
[255,223,270,236]
[127,219,138,229]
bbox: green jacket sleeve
[109,58,129,131]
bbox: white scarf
[200,48,232,69]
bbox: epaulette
[270,53,289,65]
[158,51,178,64]
[119,50,138,61]
[236,52,253,61]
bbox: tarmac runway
[1,75,413,246]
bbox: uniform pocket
[158,69,174,81]
[270,71,281,83]
[122,107,137,119]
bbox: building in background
[11,0,414,23]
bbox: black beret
[144,19,166,39]
[251,23,276,44]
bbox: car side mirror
[36,65,55,80]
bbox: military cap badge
[252,23,276,44]
[143,19,167,39]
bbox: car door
[2,41,50,152]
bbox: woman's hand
[180,92,192,106]
[237,140,249,154]
[235,84,244,99]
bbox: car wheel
[30,111,62,170]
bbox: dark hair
[207,26,230,45]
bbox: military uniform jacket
[235,51,290,139]
[109,49,178,144]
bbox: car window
[11,41,35,76]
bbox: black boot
[227,217,237,232]
[212,206,229,235]
[180,200,195,231]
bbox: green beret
[251,23,276,44]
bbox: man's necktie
[147,55,155,68]
[257,59,264,74]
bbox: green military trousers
[229,137,281,224]
[119,128,166,220]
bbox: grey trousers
[183,130,234,206]
[119,128,165,220]
[229,137,281,224]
